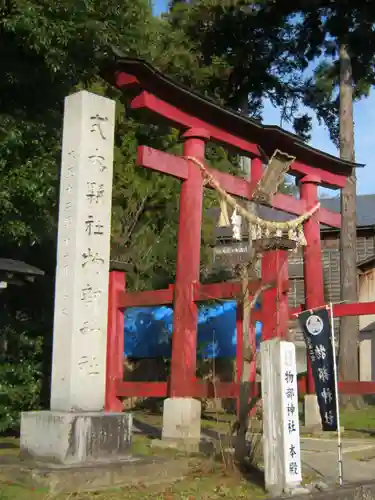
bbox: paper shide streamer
[184,154,320,249]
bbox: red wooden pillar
[251,157,263,183]
[249,156,263,411]
[105,271,125,412]
[300,174,324,394]
[261,250,289,340]
[170,128,209,397]
[236,305,243,413]
[277,251,290,339]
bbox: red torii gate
[102,55,375,412]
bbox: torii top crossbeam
[102,51,361,230]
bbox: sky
[152,0,374,196]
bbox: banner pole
[329,302,343,485]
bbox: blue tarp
[124,301,262,358]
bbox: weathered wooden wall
[288,228,375,342]
[358,266,375,381]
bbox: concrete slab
[1,455,188,494]
[300,437,375,485]
[272,480,375,500]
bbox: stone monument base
[161,397,201,445]
[20,411,132,465]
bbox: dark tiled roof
[319,194,375,228]
[105,53,362,176]
[357,254,375,270]
[213,194,375,239]
[0,259,44,276]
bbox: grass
[2,404,375,499]
[0,433,266,499]
[298,400,375,438]
[133,405,375,439]
[340,404,375,432]
[132,409,259,437]
[0,439,19,457]
[0,461,266,500]
[0,468,266,500]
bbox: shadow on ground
[351,428,375,437]
[0,442,18,450]
[133,418,161,439]
[133,414,265,493]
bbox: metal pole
[329,302,343,486]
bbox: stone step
[2,455,189,494]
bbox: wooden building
[357,255,375,381]
[213,194,375,345]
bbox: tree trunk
[338,43,361,408]
[234,97,258,462]
[235,263,252,462]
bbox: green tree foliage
[0,0,167,432]
[0,0,155,245]
[0,0,240,431]
[158,0,311,131]
[270,1,375,144]
[108,100,239,291]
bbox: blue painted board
[124,301,262,358]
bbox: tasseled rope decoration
[184,155,320,247]
[218,197,230,227]
[231,207,242,241]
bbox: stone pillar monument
[261,339,303,496]
[20,91,132,465]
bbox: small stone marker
[261,339,302,496]
[51,91,115,412]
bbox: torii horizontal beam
[118,279,290,308]
[138,146,341,228]
[131,91,348,190]
[108,62,360,188]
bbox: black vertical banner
[298,308,338,431]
